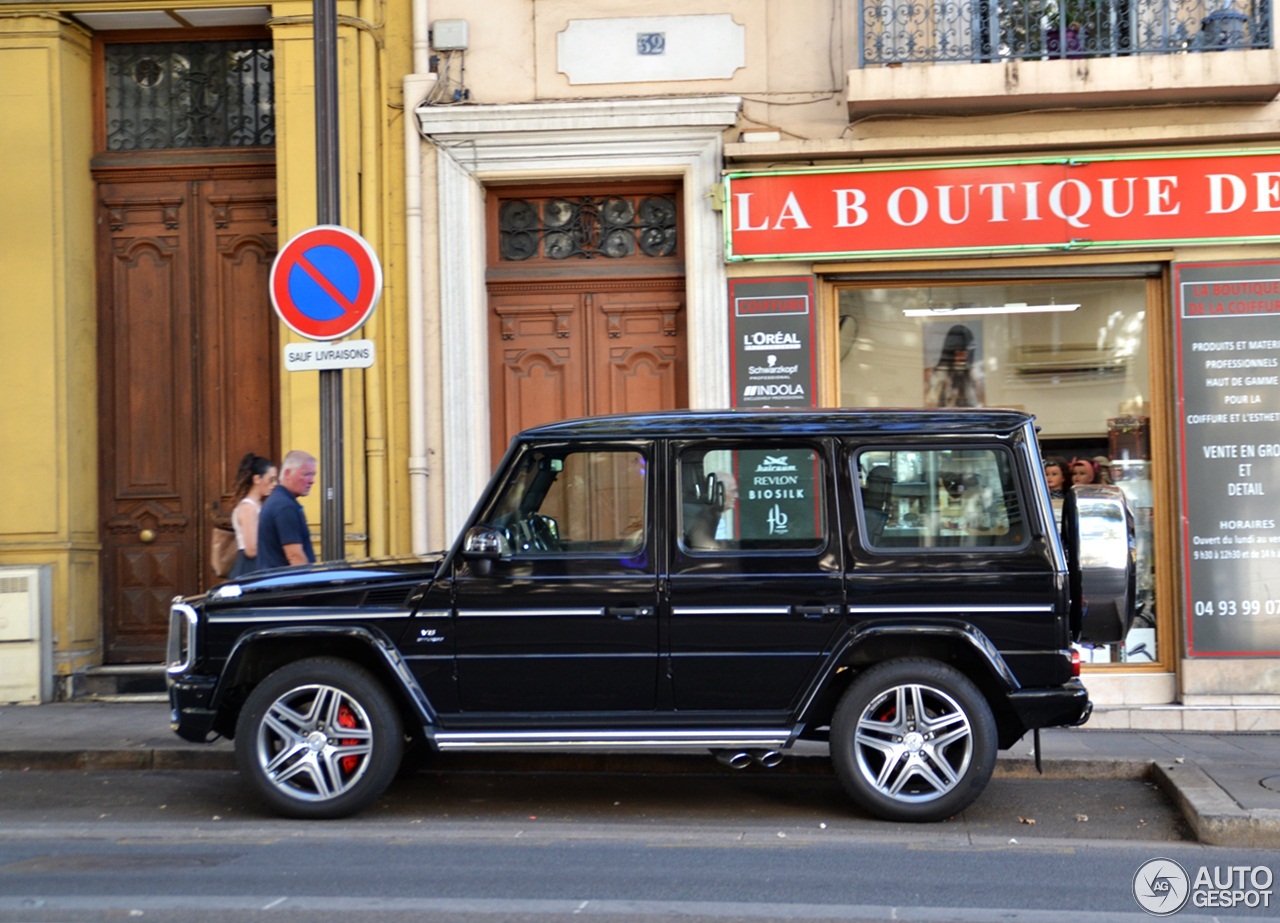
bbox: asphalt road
[0,767,1276,922]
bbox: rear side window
[678,445,826,553]
[854,447,1025,550]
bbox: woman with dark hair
[229,452,277,579]
[925,324,985,408]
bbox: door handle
[793,604,840,619]
[609,606,654,620]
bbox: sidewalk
[0,700,1276,846]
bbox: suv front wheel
[234,657,404,819]
[830,658,997,822]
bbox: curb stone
[0,749,1150,780]
[0,747,234,773]
[993,758,1149,781]
[1153,761,1280,849]
[0,748,1144,780]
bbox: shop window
[854,447,1025,550]
[837,278,1157,666]
[678,446,826,553]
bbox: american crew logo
[755,456,798,473]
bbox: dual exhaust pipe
[713,748,784,770]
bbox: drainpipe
[405,0,435,554]
[359,0,388,558]
[412,0,431,74]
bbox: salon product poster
[729,277,817,409]
[735,449,820,541]
[1174,261,1280,655]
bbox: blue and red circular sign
[270,225,382,341]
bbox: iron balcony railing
[860,0,1271,65]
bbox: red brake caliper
[337,704,360,775]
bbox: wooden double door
[97,170,279,661]
[488,280,688,466]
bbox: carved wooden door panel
[98,173,277,662]
[98,181,195,663]
[196,177,280,572]
[590,286,687,417]
[488,290,591,465]
[488,282,686,467]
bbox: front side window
[855,447,1025,550]
[484,448,646,555]
[679,445,826,552]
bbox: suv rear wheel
[830,658,997,822]
[234,657,404,819]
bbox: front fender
[212,625,437,728]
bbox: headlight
[166,602,199,675]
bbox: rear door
[845,439,1065,684]
[665,439,845,713]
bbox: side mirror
[461,526,511,576]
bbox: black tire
[234,657,404,819]
[830,658,997,822]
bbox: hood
[198,552,445,604]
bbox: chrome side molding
[431,728,792,750]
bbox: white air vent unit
[1013,343,1128,378]
[0,566,52,703]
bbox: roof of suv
[518,408,1035,441]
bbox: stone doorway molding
[415,96,741,535]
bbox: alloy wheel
[852,681,974,803]
[253,682,375,803]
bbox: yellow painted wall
[359,0,415,559]
[269,0,413,561]
[0,1,415,691]
[0,14,100,683]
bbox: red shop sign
[725,150,1280,261]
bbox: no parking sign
[270,225,382,342]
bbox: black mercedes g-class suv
[168,409,1135,822]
